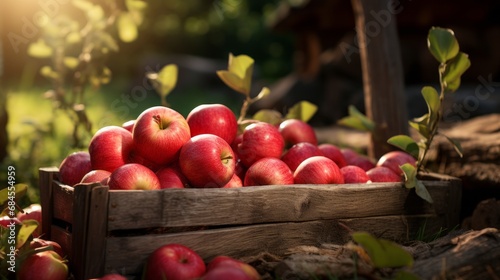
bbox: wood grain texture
[107,179,460,230]
[39,167,59,240]
[50,225,72,260]
[52,182,74,223]
[104,215,447,276]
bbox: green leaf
[387,135,419,159]
[285,101,318,123]
[17,220,39,248]
[421,86,440,123]
[254,87,271,101]
[427,27,460,63]
[441,133,463,158]
[400,163,418,189]
[217,53,254,95]
[415,180,433,204]
[253,109,283,125]
[117,13,138,43]
[443,52,471,93]
[352,231,414,268]
[337,105,375,132]
[63,57,79,69]
[0,184,28,210]
[155,64,178,97]
[40,66,59,79]
[27,39,53,58]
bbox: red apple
[237,122,285,168]
[133,106,191,166]
[108,163,161,190]
[58,151,92,186]
[186,104,238,145]
[17,204,42,237]
[222,173,243,188]
[279,119,317,147]
[377,151,416,175]
[0,216,21,228]
[341,148,360,164]
[350,156,376,171]
[340,165,370,184]
[143,243,206,280]
[293,156,344,184]
[202,266,255,280]
[89,126,134,173]
[17,250,68,280]
[127,148,162,172]
[207,256,261,280]
[179,134,236,188]
[30,238,65,258]
[244,157,294,186]
[156,166,188,189]
[318,144,347,168]
[366,166,401,182]
[122,119,135,133]
[80,170,111,185]
[281,142,323,172]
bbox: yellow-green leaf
[63,57,79,69]
[352,232,414,268]
[27,39,53,58]
[421,86,440,123]
[387,135,419,159]
[155,64,178,97]
[216,71,246,95]
[441,133,463,158]
[285,101,318,123]
[255,87,271,101]
[443,52,471,93]
[40,66,58,79]
[218,53,254,95]
[117,13,138,43]
[427,27,459,63]
[415,180,433,204]
[0,184,28,210]
[17,220,39,248]
[400,163,418,189]
[338,105,375,132]
[253,109,282,125]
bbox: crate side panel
[52,182,74,223]
[50,225,72,260]
[107,183,456,230]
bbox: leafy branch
[387,27,470,203]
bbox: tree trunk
[350,0,408,159]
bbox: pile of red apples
[59,104,416,190]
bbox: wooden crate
[39,167,461,280]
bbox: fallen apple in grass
[293,156,344,184]
[133,106,191,166]
[186,103,238,145]
[108,163,161,190]
[244,157,294,186]
[89,126,134,173]
[143,243,206,280]
[17,250,68,280]
[58,151,93,186]
[179,134,236,188]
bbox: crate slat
[52,182,74,223]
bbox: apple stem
[221,155,233,164]
[153,115,163,130]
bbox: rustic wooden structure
[40,167,461,279]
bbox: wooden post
[351,0,408,159]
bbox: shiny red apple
[108,163,161,190]
[318,144,347,168]
[237,122,284,168]
[17,204,42,237]
[222,173,243,188]
[89,126,134,173]
[133,106,191,166]
[30,238,65,259]
[80,170,111,185]
[281,142,323,172]
[17,250,68,280]
[156,166,188,189]
[244,157,294,186]
[294,156,344,184]
[143,243,206,280]
[179,134,236,188]
[186,104,238,145]
[279,119,317,147]
[340,165,370,184]
[377,151,416,175]
[366,166,401,182]
[207,256,261,280]
[58,151,92,186]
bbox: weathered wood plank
[107,181,459,230]
[52,182,74,224]
[50,225,72,260]
[104,215,448,276]
[39,167,59,239]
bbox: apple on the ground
[202,266,255,280]
[281,142,323,172]
[58,151,93,186]
[108,163,161,190]
[340,165,370,184]
[294,156,344,184]
[244,157,294,186]
[318,144,347,168]
[366,166,401,182]
[179,134,236,188]
[279,119,317,147]
[89,126,134,173]
[237,122,284,168]
[30,238,65,259]
[186,104,238,145]
[17,204,42,237]
[207,255,261,280]
[133,106,191,166]
[17,250,68,280]
[143,243,206,280]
